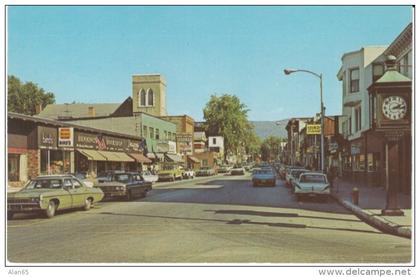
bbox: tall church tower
[132,74,167,116]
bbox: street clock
[382,96,408,121]
[368,56,411,136]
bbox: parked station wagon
[7,175,104,219]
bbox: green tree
[203,94,258,162]
[8,75,55,115]
[260,136,284,162]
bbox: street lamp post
[284,68,325,172]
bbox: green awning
[165,153,183,163]
[97,151,135,162]
[77,149,107,161]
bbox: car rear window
[112,174,130,183]
[300,175,326,183]
[26,179,63,189]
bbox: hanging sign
[307,124,321,135]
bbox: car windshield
[162,165,175,170]
[25,179,63,189]
[291,170,307,178]
[300,175,326,184]
[112,174,130,183]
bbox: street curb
[331,193,411,239]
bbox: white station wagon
[294,172,330,201]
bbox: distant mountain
[251,119,288,140]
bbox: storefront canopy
[128,153,152,164]
[165,153,183,163]
[77,149,107,161]
[97,150,135,162]
[187,156,201,163]
[146,153,156,159]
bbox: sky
[7,6,413,121]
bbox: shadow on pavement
[97,211,382,235]
[205,209,361,223]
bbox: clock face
[382,96,407,120]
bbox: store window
[41,150,71,175]
[155,128,160,140]
[8,154,20,181]
[350,68,360,93]
[367,153,380,172]
[355,154,365,171]
[143,125,148,138]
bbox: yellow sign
[307,124,321,135]
[58,127,74,147]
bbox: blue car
[252,168,276,187]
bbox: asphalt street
[7,173,412,264]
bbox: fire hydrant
[352,187,359,205]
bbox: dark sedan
[95,172,152,201]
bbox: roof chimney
[35,104,43,115]
[88,106,96,117]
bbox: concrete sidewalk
[331,178,412,239]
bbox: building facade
[336,23,412,193]
[7,113,150,187]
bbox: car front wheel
[45,201,57,218]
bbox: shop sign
[127,139,144,153]
[38,126,57,148]
[75,131,141,152]
[157,141,170,153]
[177,133,193,155]
[58,127,74,147]
[307,124,321,135]
[168,141,177,154]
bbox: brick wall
[27,149,40,179]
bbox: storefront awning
[146,153,156,159]
[165,153,183,163]
[97,150,135,162]
[128,153,152,164]
[187,156,201,163]
[77,149,107,161]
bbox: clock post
[368,55,411,216]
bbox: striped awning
[187,156,201,163]
[128,153,152,163]
[97,151,135,162]
[165,153,183,163]
[77,149,107,161]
